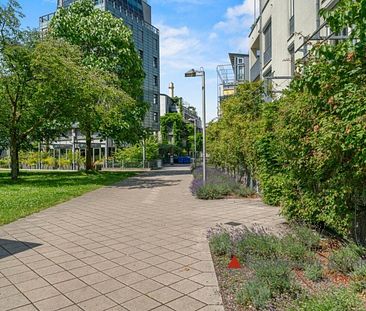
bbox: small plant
[252,260,294,295]
[279,234,313,268]
[236,232,281,262]
[237,279,272,309]
[328,243,363,274]
[292,225,321,250]
[209,233,232,256]
[196,184,228,200]
[288,287,365,311]
[350,263,366,293]
[304,261,323,282]
[233,185,255,198]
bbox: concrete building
[217,53,249,114]
[249,0,342,93]
[40,0,160,132]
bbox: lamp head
[185,69,197,77]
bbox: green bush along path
[0,171,134,225]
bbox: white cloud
[214,0,254,34]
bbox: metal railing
[263,48,272,66]
[250,57,261,81]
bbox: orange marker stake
[228,256,241,269]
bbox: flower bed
[208,224,366,310]
[191,167,255,200]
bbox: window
[263,21,272,65]
[153,57,158,68]
[153,112,158,122]
[139,49,143,60]
[237,65,245,81]
[153,75,158,87]
[139,30,144,42]
[153,38,158,51]
[153,94,158,105]
[238,58,243,64]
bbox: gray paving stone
[0,167,284,310]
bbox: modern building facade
[249,0,342,93]
[217,53,249,114]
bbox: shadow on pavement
[0,239,42,260]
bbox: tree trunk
[85,129,93,171]
[10,131,19,180]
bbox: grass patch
[328,243,363,274]
[0,170,134,225]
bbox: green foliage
[328,244,363,274]
[209,233,232,256]
[236,232,281,263]
[289,287,365,311]
[196,184,228,200]
[350,264,366,293]
[279,234,313,268]
[49,0,147,170]
[237,279,272,310]
[114,136,159,163]
[206,0,366,236]
[304,261,323,282]
[252,260,294,294]
[291,225,321,250]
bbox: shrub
[196,184,228,200]
[236,232,281,263]
[304,261,323,282]
[279,234,313,268]
[288,287,365,311]
[209,233,232,256]
[328,244,363,274]
[233,185,255,198]
[292,225,321,250]
[350,264,366,293]
[252,260,294,295]
[237,279,272,309]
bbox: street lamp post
[188,118,197,161]
[185,68,207,185]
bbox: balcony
[250,57,261,81]
[263,48,272,66]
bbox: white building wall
[249,0,338,92]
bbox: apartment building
[217,53,249,114]
[40,0,160,132]
[249,0,341,92]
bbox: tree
[49,0,146,170]
[0,36,90,180]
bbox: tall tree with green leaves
[49,0,146,170]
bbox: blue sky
[13,0,254,121]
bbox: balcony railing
[250,57,261,81]
[263,48,272,66]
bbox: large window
[263,21,272,65]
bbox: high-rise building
[249,0,343,94]
[40,0,160,132]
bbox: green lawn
[0,171,135,225]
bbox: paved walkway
[0,167,284,311]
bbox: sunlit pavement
[0,167,284,311]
